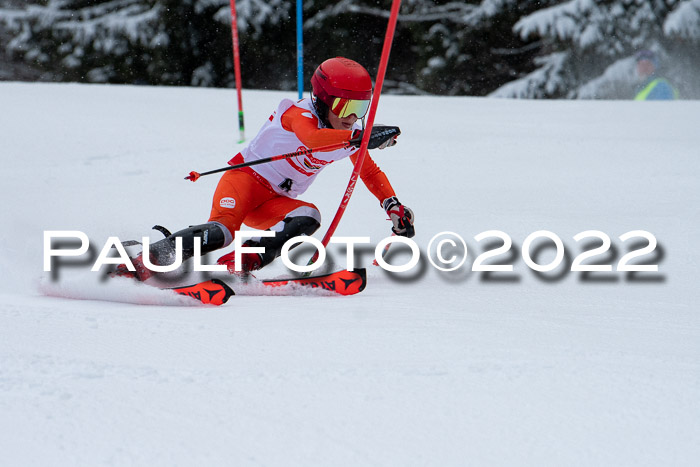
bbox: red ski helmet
[311,57,372,119]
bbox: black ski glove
[350,125,401,150]
[382,196,415,238]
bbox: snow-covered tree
[490,0,700,99]
[1,1,165,82]
[302,0,551,95]
[2,0,697,97]
[0,0,291,86]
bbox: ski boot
[112,222,230,281]
[217,248,263,276]
[111,253,154,281]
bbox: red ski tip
[171,279,234,305]
[185,171,201,182]
[262,268,367,296]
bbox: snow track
[1,82,699,465]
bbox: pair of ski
[113,232,365,306]
[165,268,366,306]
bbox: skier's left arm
[350,150,415,238]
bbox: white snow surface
[1,82,699,466]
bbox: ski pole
[185,141,351,182]
[373,233,395,266]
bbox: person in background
[634,50,679,100]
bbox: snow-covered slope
[1,82,699,465]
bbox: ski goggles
[331,97,370,119]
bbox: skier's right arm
[281,106,352,148]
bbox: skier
[115,57,414,281]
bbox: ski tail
[261,268,367,296]
[170,279,235,305]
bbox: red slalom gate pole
[229,0,245,143]
[304,0,402,274]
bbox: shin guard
[149,222,229,266]
[245,215,321,268]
